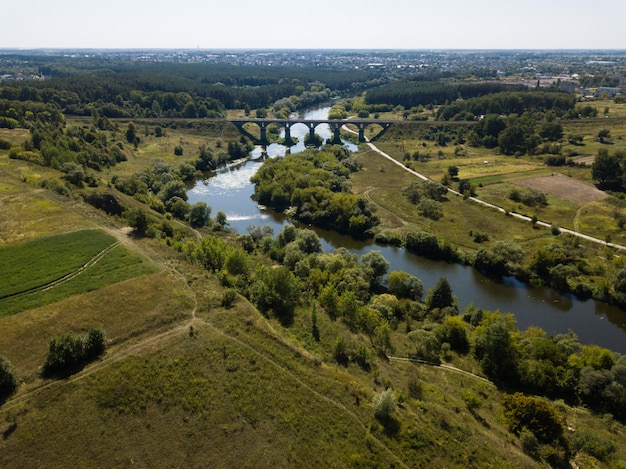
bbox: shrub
[519,428,540,459]
[418,199,443,220]
[0,355,18,401]
[502,393,563,444]
[221,288,237,308]
[333,336,349,366]
[462,390,483,413]
[373,388,397,421]
[569,430,616,462]
[472,230,489,243]
[42,327,107,377]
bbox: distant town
[1,48,625,95]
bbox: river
[188,106,626,353]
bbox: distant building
[595,87,622,98]
[558,81,576,93]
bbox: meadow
[2,98,626,467]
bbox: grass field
[2,106,626,467]
[0,229,157,316]
[0,311,538,469]
[353,101,626,253]
[0,230,117,298]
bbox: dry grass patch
[0,128,30,144]
[0,272,192,377]
[0,186,94,245]
[515,173,608,204]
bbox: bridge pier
[307,123,317,143]
[283,122,295,146]
[329,122,343,144]
[258,121,269,144]
[358,123,366,142]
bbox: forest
[0,56,383,118]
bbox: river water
[188,107,626,353]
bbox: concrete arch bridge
[229,118,395,145]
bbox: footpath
[356,133,626,252]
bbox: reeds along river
[187,106,626,354]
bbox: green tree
[591,149,622,188]
[158,180,188,203]
[501,393,563,444]
[360,250,390,287]
[373,321,392,354]
[612,267,626,302]
[188,201,211,228]
[84,326,107,360]
[318,284,339,319]
[125,122,137,144]
[423,180,448,201]
[474,240,525,277]
[225,248,250,277]
[0,355,18,401]
[215,210,228,230]
[251,266,300,325]
[418,198,443,220]
[166,197,191,220]
[540,122,564,141]
[294,229,322,254]
[436,316,469,352]
[458,179,476,197]
[125,208,149,236]
[597,128,611,143]
[425,277,456,311]
[408,328,440,361]
[387,270,423,300]
[42,328,105,377]
[447,165,459,179]
[403,182,421,204]
[61,162,86,186]
[475,317,518,382]
[42,332,85,376]
[333,336,349,366]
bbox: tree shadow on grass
[378,416,401,437]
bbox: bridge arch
[229,118,395,145]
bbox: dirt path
[2,312,408,468]
[0,240,121,301]
[1,319,195,412]
[388,356,495,386]
[361,186,409,226]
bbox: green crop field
[0,229,156,316]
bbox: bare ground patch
[514,173,608,204]
[575,155,596,166]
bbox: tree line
[1,56,382,119]
[365,79,527,108]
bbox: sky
[2,0,625,51]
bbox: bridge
[228,118,396,145]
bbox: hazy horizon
[2,0,625,51]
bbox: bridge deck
[228,118,397,125]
